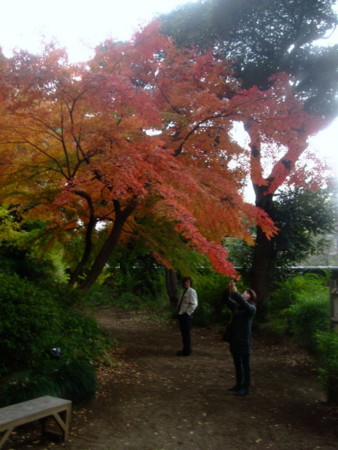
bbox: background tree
[228,185,338,311]
[162,0,338,116]
[270,185,338,269]
[162,0,338,305]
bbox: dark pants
[178,313,192,354]
[231,352,251,390]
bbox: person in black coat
[223,280,257,396]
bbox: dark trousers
[178,313,192,354]
[231,352,251,390]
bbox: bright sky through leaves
[0,0,198,61]
[1,0,337,178]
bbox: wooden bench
[0,395,72,449]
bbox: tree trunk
[69,190,96,286]
[250,183,274,318]
[165,268,179,307]
[79,199,137,291]
[69,215,96,286]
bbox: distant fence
[282,266,338,278]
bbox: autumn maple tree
[0,22,321,290]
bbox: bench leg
[0,427,14,450]
[52,408,71,441]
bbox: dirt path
[6,309,338,449]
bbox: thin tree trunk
[69,191,96,286]
[79,198,137,291]
[69,190,97,286]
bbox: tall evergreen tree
[163,0,338,116]
[162,0,338,306]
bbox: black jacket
[223,289,256,354]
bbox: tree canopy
[0,21,326,289]
[162,0,338,117]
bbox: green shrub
[83,283,117,307]
[85,271,169,312]
[192,271,231,326]
[46,360,97,404]
[267,273,330,340]
[193,300,214,327]
[270,273,329,313]
[0,360,96,406]
[114,292,148,310]
[0,244,57,282]
[315,331,338,404]
[52,312,111,363]
[0,274,111,376]
[286,296,330,351]
[104,248,167,304]
[0,274,62,375]
[0,370,60,406]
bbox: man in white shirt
[176,277,198,356]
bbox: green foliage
[0,205,20,241]
[0,360,96,406]
[193,298,214,327]
[50,311,111,364]
[0,274,111,376]
[227,187,338,278]
[123,217,203,278]
[268,273,330,349]
[315,331,338,403]
[270,273,330,312]
[0,213,70,284]
[0,244,58,282]
[263,273,338,403]
[0,274,61,375]
[190,271,232,327]
[96,242,170,310]
[271,187,338,268]
[86,279,169,312]
[286,296,330,351]
[225,237,253,280]
[0,370,59,406]
[81,265,172,323]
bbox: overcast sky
[0,0,198,62]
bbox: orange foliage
[0,21,322,283]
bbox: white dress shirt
[178,287,198,315]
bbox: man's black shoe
[235,388,249,396]
[228,385,242,392]
[176,350,191,356]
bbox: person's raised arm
[223,281,237,312]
